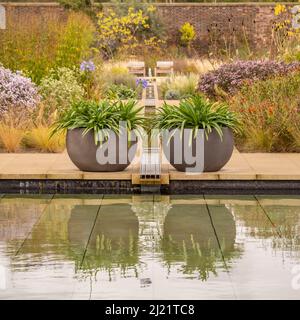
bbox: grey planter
[163,127,234,172]
[66,128,137,172]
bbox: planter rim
[67,127,137,137]
[162,126,232,130]
[161,127,233,135]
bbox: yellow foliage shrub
[25,126,65,153]
[0,124,25,153]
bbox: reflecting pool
[0,194,299,299]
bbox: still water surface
[0,194,299,299]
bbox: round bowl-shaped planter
[162,127,234,172]
[66,128,137,172]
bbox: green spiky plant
[105,84,138,100]
[154,95,241,140]
[51,99,144,144]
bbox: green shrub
[105,84,138,100]
[104,70,136,90]
[39,67,84,116]
[0,12,95,84]
[55,12,95,69]
[160,74,198,100]
[95,62,137,97]
[164,90,181,100]
[0,16,61,84]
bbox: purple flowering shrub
[136,78,148,89]
[199,60,300,98]
[0,66,40,115]
[80,60,96,72]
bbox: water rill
[140,78,161,193]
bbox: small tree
[96,6,164,59]
[179,22,196,49]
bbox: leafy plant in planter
[52,99,144,172]
[154,95,241,172]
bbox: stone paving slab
[1,151,300,182]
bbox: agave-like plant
[51,99,144,144]
[154,95,241,140]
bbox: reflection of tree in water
[69,204,140,280]
[259,205,300,260]
[226,202,300,261]
[161,204,238,281]
[226,204,276,239]
[0,197,48,242]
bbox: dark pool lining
[1,179,300,194]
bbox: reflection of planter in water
[66,128,137,172]
[163,128,234,172]
[68,204,139,274]
[162,204,236,280]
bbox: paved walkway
[1,150,300,182]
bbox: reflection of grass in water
[77,232,140,281]
[231,204,300,260]
[162,234,221,281]
[162,234,241,281]
[266,208,300,258]
[270,236,300,261]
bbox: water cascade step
[139,78,163,190]
[140,147,161,184]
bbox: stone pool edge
[1,179,300,194]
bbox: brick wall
[0,3,67,28]
[155,3,262,49]
[0,2,292,51]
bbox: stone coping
[1,151,300,183]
